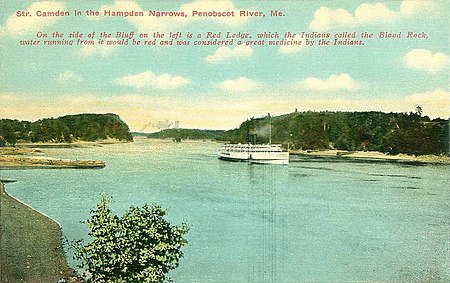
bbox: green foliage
[385,113,447,155]
[217,111,449,156]
[0,119,31,146]
[74,195,189,283]
[0,113,133,145]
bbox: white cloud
[405,89,450,118]
[298,73,360,92]
[310,7,355,31]
[219,77,260,93]
[0,1,66,36]
[206,46,253,63]
[310,1,434,31]
[354,3,399,24]
[400,0,433,16]
[114,71,191,90]
[403,49,448,73]
[279,35,305,54]
[56,71,83,82]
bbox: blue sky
[1,0,448,131]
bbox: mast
[269,122,272,144]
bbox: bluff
[217,111,449,156]
[0,113,133,145]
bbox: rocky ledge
[0,155,106,169]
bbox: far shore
[290,149,450,165]
[142,138,450,165]
[16,139,128,148]
[2,139,449,166]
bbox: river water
[2,139,449,282]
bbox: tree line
[142,128,224,140]
[2,111,448,156]
[0,113,133,146]
[217,111,449,156]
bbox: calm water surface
[2,139,449,282]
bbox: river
[2,139,449,282]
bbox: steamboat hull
[218,144,289,165]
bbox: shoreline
[0,180,81,282]
[2,140,449,166]
[0,155,106,169]
[289,149,450,165]
[141,138,450,165]
[0,145,106,169]
[16,139,128,149]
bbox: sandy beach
[0,155,106,169]
[1,181,81,282]
[17,139,127,148]
[0,144,101,282]
[290,149,450,165]
[0,145,106,169]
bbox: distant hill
[216,111,449,156]
[137,128,224,140]
[0,113,133,146]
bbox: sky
[0,0,448,132]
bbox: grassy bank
[0,181,80,282]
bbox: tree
[0,121,18,146]
[415,105,423,116]
[73,195,189,283]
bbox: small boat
[218,143,289,165]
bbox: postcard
[1,1,449,282]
